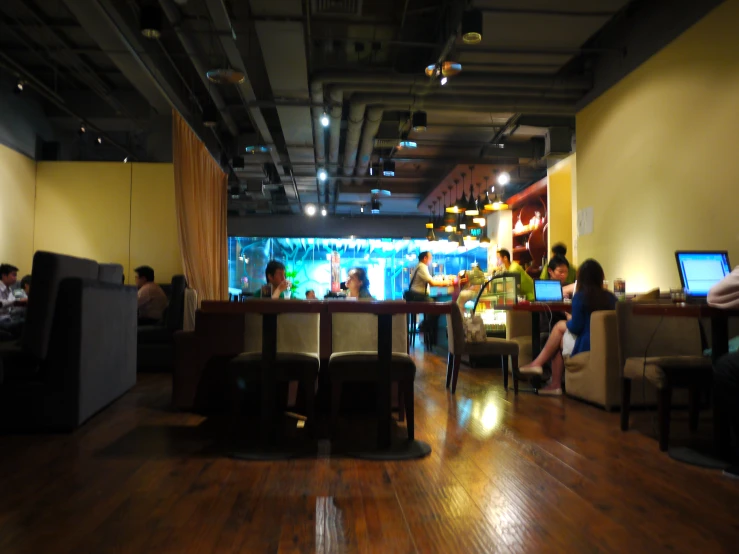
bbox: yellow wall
[34,162,181,283]
[129,163,181,284]
[547,154,575,261]
[0,144,36,274]
[576,0,739,292]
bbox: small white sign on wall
[577,206,594,237]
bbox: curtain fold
[172,109,227,302]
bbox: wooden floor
[1,351,738,554]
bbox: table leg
[377,314,392,449]
[261,314,277,444]
[531,312,542,358]
[711,314,731,459]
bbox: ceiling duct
[311,0,363,16]
[543,127,573,159]
[374,138,401,148]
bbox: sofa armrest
[54,278,137,426]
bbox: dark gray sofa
[137,275,187,372]
[0,251,137,431]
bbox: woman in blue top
[520,259,617,396]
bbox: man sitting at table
[135,265,168,325]
[540,243,576,285]
[496,249,534,301]
[255,260,290,299]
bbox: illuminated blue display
[228,237,489,299]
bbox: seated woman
[346,267,374,299]
[520,259,616,396]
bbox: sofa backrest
[616,301,703,370]
[331,312,407,354]
[23,251,99,360]
[446,303,466,356]
[98,263,123,285]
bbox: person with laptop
[520,259,616,396]
[496,248,534,301]
[540,243,576,285]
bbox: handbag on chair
[403,267,429,302]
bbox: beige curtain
[172,109,228,302]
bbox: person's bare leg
[541,352,564,392]
[521,320,567,369]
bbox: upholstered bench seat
[328,351,416,380]
[623,355,712,389]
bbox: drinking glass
[670,288,686,305]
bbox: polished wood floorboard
[1,350,738,553]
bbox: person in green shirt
[540,243,576,285]
[497,248,535,301]
[254,260,290,299]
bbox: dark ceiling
[0,0,721,218]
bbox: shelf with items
[507,176,548,278]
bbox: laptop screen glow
[676,252,731,296]
[534,280,563,302]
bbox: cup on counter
[670,288,686,305]
[614,278,626,300]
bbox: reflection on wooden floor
[1,348,738,553]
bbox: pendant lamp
[447,174,467,214]
[445,184,459,225]
[465,166,479,215]
[425,204,434,229]
[483,176,496,211]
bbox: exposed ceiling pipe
[158,0,239,137]
[342,98,365,176]
[309,80,326,167]
[205,0,285,176]
[355,107,383,176]
[333,84,583,100]
[347,94,577,115]
[326,87,343,200]
[312,72,591,91]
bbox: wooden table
[200,300,453,450]
[632,303,739,460]
[500,302,572,358]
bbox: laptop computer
[534,279,564,302]
[675,251,731,302]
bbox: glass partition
[228,237,490,300]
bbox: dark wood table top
[200,299,453,316]
[498,302,572,313]
[631,303,739,318]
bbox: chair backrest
[183,288,198,331]
[98,263,123,284]
[22,251,99,360]
[505,310,532,340]
[616,301,703,370]
[164,275,187,331]
[446,303,466,356]
[242,313,321,355]
[331,312,408,354]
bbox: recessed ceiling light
[321,207,327,216]
[320,113,329,127]
[245,145,270,154]
[497,172,510,185]
[399,140,417,148]
[440,77,448,86]
[317,169,328,181]
[140,6,162,39]
[305,204,316,216]
[382,160,395,177]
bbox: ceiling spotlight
[360,205,365,213]
[321,206,327,217]
[317,168,328,181]
[462,9,483,45]
[382,160,395,177]
[14,80,24,94]
[123,157,128,163]
[320,112,330,127]
[206,68,245,85]
[305,204,316,216]
[441,61,462,77]
[140,5,162,39]
[398,140,417,148]
[425,64,441,77]
[96,137,103,145]
[440,77,448,86]
[497,171,511,185]
[371,198,381,214]
[78,124,86,136]
[412,111,427,132]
